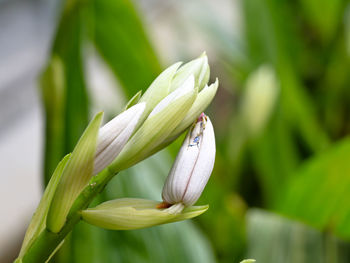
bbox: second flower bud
[161,113,216,209]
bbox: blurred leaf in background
[41,2,88,185]
[246,209,350,263]
[90,0,162,98]
[276,137,350,239]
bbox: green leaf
[40,2,89,185]
[47,112,103,233]
[81,198,208,230]
[246,209,349,263]
[299,0,343,42]
[39,1,91,261]
[40,57,66,185]
[17,154,70,258]
[52,0,90,155]
[91,0,161,97]
[276,137,350,239]
[251,113,299,205]
[242,0,330,153]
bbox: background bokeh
[1,0,350,262]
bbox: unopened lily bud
[105,54,217,172]
[162,113,216,208]
[241,65,279,137]
[93,102,146,174]
[170,52,210,93]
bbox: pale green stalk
[20,167,116,263]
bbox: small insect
[189,135,200,147]
[188,113,207,148]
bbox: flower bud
[110,75,197,171]
[110,54,216,169]
[134,79,219,161]
[162,113,216,207]
[93,102,146,174]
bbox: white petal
[93,103,145,174]
[162,115,215,206]
[182,117,215,206]
[162,131,200,204]
[148,75,195,118]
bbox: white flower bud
[162,113,216,208]
[93,102,146,174]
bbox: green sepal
[170,78,218,137]
[17,153,71,259]
[110,87,197,171]
[240,260,256,263]
[124,90,142,111]
[138,62,182,124]
[81,198,208,230]
[46,112,103,233]
[170,52,209,93]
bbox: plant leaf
[18,154,71,258]
[276,137,350,239]
[91,0,161,97]
[47,112,103,233]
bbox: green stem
[21,168,117,263]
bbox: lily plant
[15,53,218,263]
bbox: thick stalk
[21,168,116,263]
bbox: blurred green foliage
[39,0,350,262]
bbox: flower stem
[20,168,117,263]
